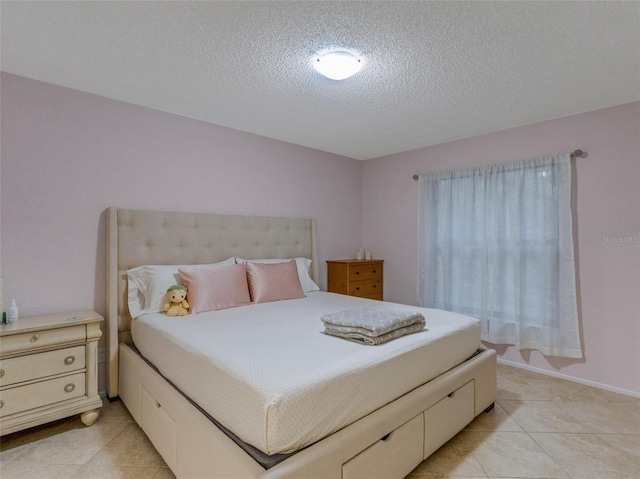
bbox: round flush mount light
[313,50,362,80]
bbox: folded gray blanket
[321,308,426,345]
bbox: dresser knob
[355,271,360,275]
[30,333,39,343]
[373,270,377,273]
[64,356,75,365]
[64,383,75,393]
[0,369,4,378]
[372,284,377,288]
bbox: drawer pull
[64,383,76,393]
[373,270,377,273]
[0,400,4,409]
[30,333,40,343]
[64,356,76,365]
[355,271,360,275]
[0,369,4,378]
[380,432,392,441]
[372,284,377,288]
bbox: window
[418,154,582,358]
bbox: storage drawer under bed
[140,385,178,471]
[341,380,475,479]
[342,413,424,479]
[423,380,475,458]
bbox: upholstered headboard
[105,207,318,398]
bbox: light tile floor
[408,364,640,479]
[1,364,638,478]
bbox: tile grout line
[526,427,574,479]
[499,396,574,479]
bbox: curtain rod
[412,149,587,181]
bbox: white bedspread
[131,292,480,455]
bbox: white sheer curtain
[418,154,582,358]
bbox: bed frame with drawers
[105,207,497,479]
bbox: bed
[105,207,496,479]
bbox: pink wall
[362,102,640,395]
[3,72,638,396]
[1,73,364,389]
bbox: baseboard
[497,358,640,399]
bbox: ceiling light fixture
[313,50,362,80]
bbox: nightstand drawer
[0,372,86,418]
[0,325,86,356]
[349,279,382,297]
[0,345,85,387]
[349,263,382,280]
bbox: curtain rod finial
[413,174,419,181]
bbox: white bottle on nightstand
[8,299,19,322]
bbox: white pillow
[127,258,235,318]
[234,257,320,293]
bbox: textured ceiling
[2,1,639,160]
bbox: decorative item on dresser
[0,310,103,435]
[327,259,384,300]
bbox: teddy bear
[164,284,189,316]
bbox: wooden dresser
[0,310,103,435]
[327,259,384,300]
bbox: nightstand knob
[30,333,39,343]
[355,271,360,275]
[0,369,4,378]
[64,356,75,365]
[64,383,75,393]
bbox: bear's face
[168,289,186,303]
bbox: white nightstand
[0,310,103,435]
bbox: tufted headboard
[105,207,318,398]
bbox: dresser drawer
[327,260,384,301]
[349,263,382,280]
[0,345,85,387]
[349,279,382,297]
[0,325,86,356]
[0,372,86,418]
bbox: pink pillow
[178,264,251,313]
[246,260,305,303]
